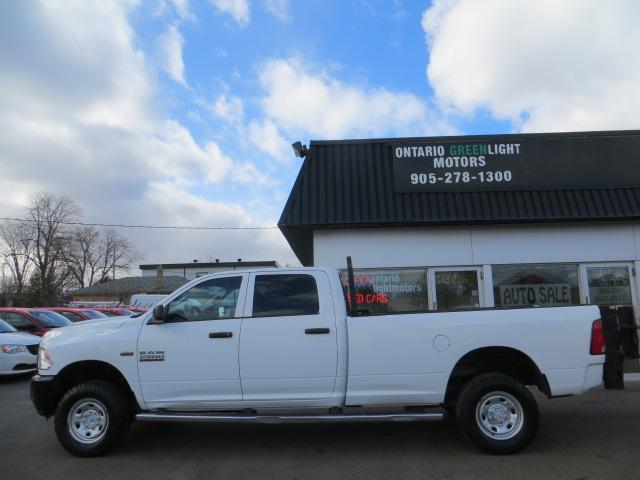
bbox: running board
[135,412,444,424]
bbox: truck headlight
[38,347,53,370]
[1,344,26,354]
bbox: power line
[0,216,278,231]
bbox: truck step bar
[135,412,444,424]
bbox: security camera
[292,141,308,158]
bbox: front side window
[166,276,242,322]
[0,319,17,333]
[340,268,428,314]
[493,264,580,307]
[252,274,319,317]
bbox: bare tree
[62,226,101,288]
[26,192,80,304]
[95,228,140,283]
[63,226,140,287]
[0,220,34,294]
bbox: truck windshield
[0,319,17,333]
[29,311,72,328]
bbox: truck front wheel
[54,380,132,457]
[455,373,539,454]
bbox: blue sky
[133,1,458,209]
[1,0,638,266]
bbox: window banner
[498,283,572,307]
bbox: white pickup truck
[31,266,605,457]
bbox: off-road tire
[54,380,132,457]
[455,373,539,454]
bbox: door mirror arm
[149,304,166,324]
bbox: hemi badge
[120,352,134,357]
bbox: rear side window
[60,311,84,322]
[252,274,319,317]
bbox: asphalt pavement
[1,374,639,480]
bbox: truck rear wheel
[455,373,539,454]
[54,380,132,457]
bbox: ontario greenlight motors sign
[391,133,640,192]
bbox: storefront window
[340,268,428,314]
[586,266,633,306]
[492,264,580,307]
[434,270,481,310]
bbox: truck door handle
[305,328,330,335]
[209,332,233,339]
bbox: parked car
[92,308,135,317]
[0,318,40,375]
[31,267,605,457]
[38,307,107,323]
[0,308,72,336]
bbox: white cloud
[264,0,290,22]
[210,0,250,27]
[0,0,295,265]
[257,57,449,140]
[248,119,291,162]
[154,0,195,21]
[423,0,640,132]
[169,0,193,20]
[122,181,293,265]
[210,94,245,124]
[159,24,187,87]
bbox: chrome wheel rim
[475,391,524,440]
[67,398,109,444]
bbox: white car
[0,318,40,375]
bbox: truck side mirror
[151,304,166,324]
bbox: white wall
[313,222,640,268]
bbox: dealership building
[279,130,640,346]
[139,260,279,281]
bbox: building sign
[340,268,427,314]
[499,283,572,307]
[587,266,632,305]
[393,141,528,192]
[392,133,640,192]
[589,286,632,306]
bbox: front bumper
[30,374,56,417]
[0,350,37,375]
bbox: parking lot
[1,375,639,480]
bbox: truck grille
[26,344,39,355]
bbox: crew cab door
[137,274,247,409]
[239,271,338,402]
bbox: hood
[0,331,41,346]
[61,315,130,334]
